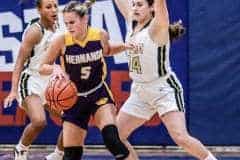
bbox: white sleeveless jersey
[22,20,57,77]
[126,22,172,83]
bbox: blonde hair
[62,0,95,17]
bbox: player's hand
[124,42,136,50]
[125,42,140,54]
[44,104,63,118]
[51,64,69,80]
[4,91,18,108]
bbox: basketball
[45,78,78,111]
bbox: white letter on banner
[0,12,22,72]
[23,8,38,23]
[91,0,128,64]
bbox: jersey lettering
[129,56,142,74]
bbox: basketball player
[3,0,64,160]
[113,0,218,160]
[39,1,136,159]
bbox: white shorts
[18,72,49,107]
[120,74,185,120]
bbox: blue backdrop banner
[189,0,240,145]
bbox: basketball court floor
[0,152,239,160]
[0,145,239,160]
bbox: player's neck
[75,26,89,41]
[39,18,56,31]
[134,18,152,33]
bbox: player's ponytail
[84,0,96,9]
[75,0,95,16]
[169,20,186,42]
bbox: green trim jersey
[22,19,56,77]
[126,22,172,83]
[17,19,59,106]
[120,21,185,119]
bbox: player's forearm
[11,70,21,93]
[10,55,26,92]
[107,42,128,56]
[155,0,169,27]
[114,0,131,21]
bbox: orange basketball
[45,78,78,111]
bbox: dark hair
[35,0,42,8]
[146,0,154,6]
[144,0,154,17]
[63,0,95,17]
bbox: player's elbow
[38,64,49,76]
[38,64,45,75]
[103,46,112,57]
[159,23,169,31]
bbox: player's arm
[100,30,136,56]
[11,25,41,93]
[4,25,42,108]
[39,34,65,76]
[149,0,169,45]
[114,0,132,23]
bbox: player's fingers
[127,42,138,51]
[3,99,8,108]
[64,73,70,80]
[50,74,57,81]
[56,72,68,80]
[4,98,12,108]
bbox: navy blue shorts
[62,82,115,130]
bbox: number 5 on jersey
[81,66,91,79]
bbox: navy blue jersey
[62,27,107,93]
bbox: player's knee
[31,118,47,131]
[101,125,129,160]
[171,131,190,146]
[63,146,83,160]
[118,128,129,141]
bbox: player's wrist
[52,64,61,73]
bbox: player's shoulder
[88,27,102,40]
[89,27,109,41]
[26,18,44,33]
[23,18,44,39]
[64,31,74,46]
[29,17,40,25]
[88,27,101,33]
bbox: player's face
[63,12,88,38]
[38,0,58,24]
[131,0,153,23]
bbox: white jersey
[22,19,56,78]
[17,19,61,105]
[126,22,172,83]
[121,22,185,118]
